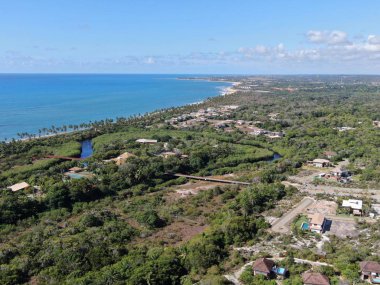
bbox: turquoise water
[0,74,231,141]
[274,267,286,275]
[301,222,309,230]
[67,173,85,179]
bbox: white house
[311,159,331,168]
[342,199,363,216]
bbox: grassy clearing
[294,214,309,229]
[0,141,81,179]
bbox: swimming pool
[275,267,286,275]
[67,173,85,179]
[301,222,309,231]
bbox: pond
[80,139,93,159]
[265,152,282,162]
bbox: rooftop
[309,213,325,225]
[7,182,30,192]
[302,272,330,285]
[136,139,158,143]
[252,258,275,273]
[360,261,380,273]
[116,152,136,160]
[313,159,331,164]
[68,167,83,172]
[342,199,363,210]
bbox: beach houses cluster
[212,119,284,138]
[165,105,239,127]
[165,105,285,138]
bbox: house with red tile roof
[302,272,330,285]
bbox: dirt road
[283,181,380,202]
[271,197,315,234]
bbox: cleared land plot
[271,197,315,234]
[142,219,207,246]
[306,200,337,216]
[168,180,224,199]
[324,218,357,238]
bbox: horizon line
[1,72,380,76]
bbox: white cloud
[237,30,380,66]
[306,30,349,45]
[144,57,155,64]
[254,45,268,54]
[2,30,380,73]
[368,35,380,45]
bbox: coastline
[2,78,241,144]
[178,77,240,96]
[220,82,240,96]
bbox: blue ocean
[0,74,231,140]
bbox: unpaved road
[224,261,253,285]
[271,197,315,234]
[283,181,380,202]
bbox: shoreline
[2,78,241,144]
[178,77,240,96]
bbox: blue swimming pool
[301,222,309,231]
[67,173,85,179]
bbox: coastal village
[164,105,284,139]
[1,76,380,285]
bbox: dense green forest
[0,76,379,284]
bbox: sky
[1,0,380,74]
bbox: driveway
[271,197,315,234]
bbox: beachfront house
[136,139,158,144]
[308,213,326,234]
[342,199,363,216]
[360,261,380,284]
[252,258,275,279]
[7,182,31,192]
[311,159,331,168]
[302,272,330,285]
